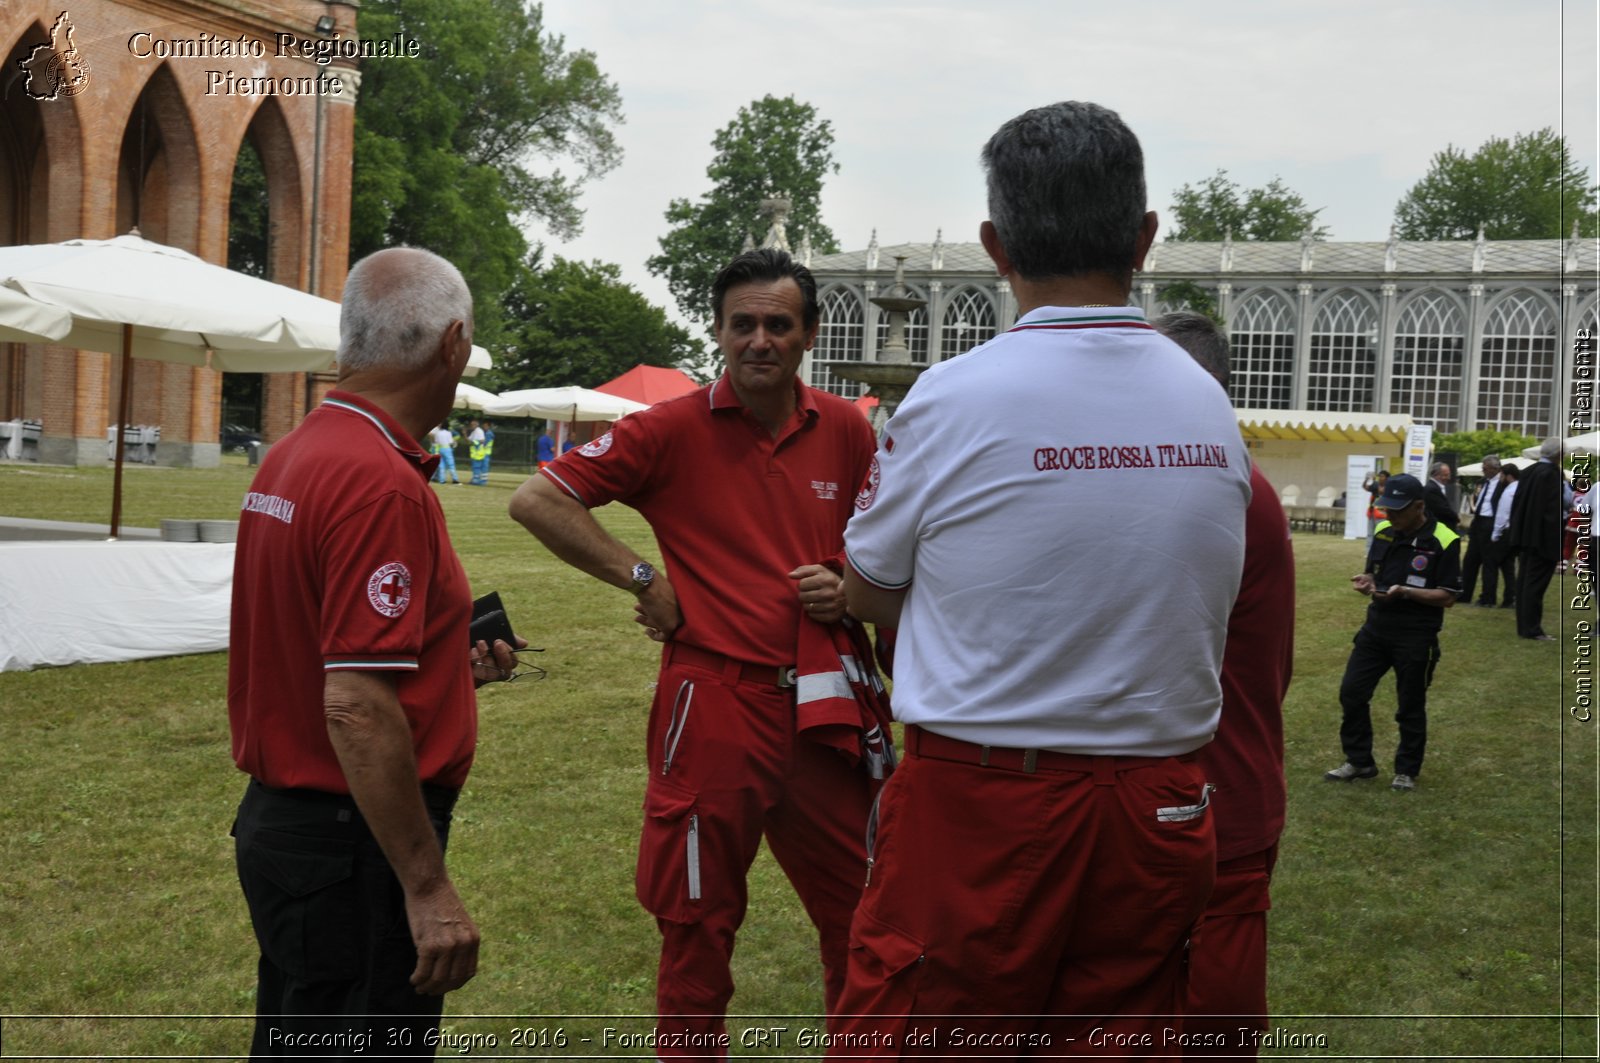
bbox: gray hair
[1540,437,1563,460]
[1482,454,1502,470]
[338,247,473,372]
[981,101,1148,281]
[1152,310,1230,390]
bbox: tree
[350,0,624,352]
[1153,280,1222,325]
[1167,169,1329,242]
[1432,429,1539,468]
[1393,128,1599,240]
[490,254,698,391]
[647,95,840,329]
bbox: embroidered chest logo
[855,456,881,511]
[1410,554,1430,572]
[367,562,412,618]
[812,480,839,501]
[579,432,613,458]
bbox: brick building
[2,0,357,465]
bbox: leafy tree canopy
[1154,281,1222,325]
[489,254,698,391]
[1432,429,1539,469]
[647,95,840,329]
[1393,128,1599,241]
[1167,169,1329,242]
[349,0,623,352]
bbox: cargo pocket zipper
[686,813,702,901]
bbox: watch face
[631,562,654,587]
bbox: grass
[0,458,1595,1058]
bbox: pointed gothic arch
[1228,288,1295,408]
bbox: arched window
[1229,291,1295,408]
[812,286,865,398]
[939,287,997,361]
[1307,292,1376,412]
[874,285,929,364]
[1477,292,1557,436]
[1391,292,1465,432]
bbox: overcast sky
[529,0,1598,325]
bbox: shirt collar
[708,373,818,422]
[1007,304,1152,333]
[321,390,438,479]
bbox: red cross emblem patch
[855,455,881,511]
[367,562,413,618]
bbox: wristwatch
[628,561,655,596]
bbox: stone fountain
[832,255,929,436]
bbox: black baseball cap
[1376,473,1425,509]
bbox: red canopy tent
[595,364,699,405]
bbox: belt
[666,642,797,689]
[905,725,1196,775]
[250,778,460,816]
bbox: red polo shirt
[541,375,876,665]
[1204,463,1294,861]
[228,391,476,792]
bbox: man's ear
[979,220,1012,278]
[1132,211,1159,271]
[438,319,469,374]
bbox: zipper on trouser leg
[686,813,701,901]
[863,789,884,887]
[662,680,693,776]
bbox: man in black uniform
[1324,474,1461,792]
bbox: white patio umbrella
[0,234,351,536]
[0,234,492,536]
[454,381,499,411]
[1521,431,1599,459]
[0,286,73,343]
[482,385,648,422]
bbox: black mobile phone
[469,591,517,647]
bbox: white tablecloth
[0,540,234,671]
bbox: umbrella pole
[109,323,133,540]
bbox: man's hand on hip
[634,578,682,642]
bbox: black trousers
[1490,541,1518,606]
[1517,551,1557,638]
[233,780,458,1061]
[1459,516,1495,601]
[1338,625,1439,778]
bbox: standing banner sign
[1405,424,1434,481]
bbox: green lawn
[0,459,1594,1059]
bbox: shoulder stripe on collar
[1008,315,1153,334]
[323,398,404,451]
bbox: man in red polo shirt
[230,247,517,1057]
[1154,310,1294,1058]
[509,248,879,1052]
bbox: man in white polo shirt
[830,101,1251,1051]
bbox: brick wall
[0,0,356,460]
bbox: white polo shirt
[845,305,1251,756]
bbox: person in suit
[1509,438,1566,640]
[1425,462,1460,532]
[1458,455,1504,605]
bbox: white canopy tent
[454,381,500,411]
[481,386,648,422]
[1522,431,1599,459]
